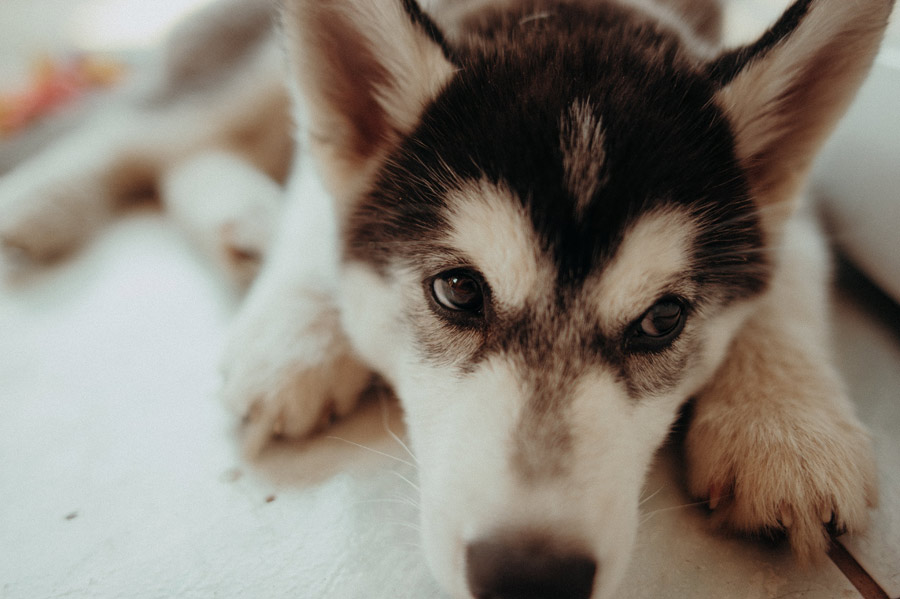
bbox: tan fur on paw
[685,396,878,562]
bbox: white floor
[0,216,441,599]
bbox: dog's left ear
[281,0,455,207]
[708,0,894,232]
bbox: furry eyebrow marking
[444,180,551,310]
[560,100,609,217]
[592,207,697,331]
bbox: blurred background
[2,0,897,67]
[1,2,898,599]
[0,0,217,74]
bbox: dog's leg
[219,163,372,454]
[0,84,289,268]
[684,215,878,562]
[161,150,282,289]
[0,110,156,262]
[0,0,289,267]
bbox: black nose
[465,532,597,599]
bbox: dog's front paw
[0,183,75,262]
[0,163,116,264]
[220,288,372,454]
[160,150,282,289]
[684,390,877,562]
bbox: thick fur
[0,1,893,598]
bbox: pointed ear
[281,0,455,204]
[708,0,893,230]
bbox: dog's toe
[219,293,373,455]
[686,395,878,563]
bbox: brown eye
[432,271,484,314]
[628,298,686,351]
[639,301,682,337]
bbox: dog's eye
[628,298,686,351]
[432,271,484,314]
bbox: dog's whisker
[391,496,421,510]
[378,394,419,466]
[391,488,421,505]
[326,435,418,469]
[386,428,418,466]
[639,499,711,526]
[354,496,421,511]
[393,541,424,551]
[382,490,422,510]
[390,469,421,492]
[638,485,665,507]
[385,519,422,533]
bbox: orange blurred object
[0,54,126,137]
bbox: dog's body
[0,0,893,597]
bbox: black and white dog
[0,0,893,597]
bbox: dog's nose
[465,532,597,599]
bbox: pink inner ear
[713,0,891,213]
[306,9,393,162]
[743,39,854,191]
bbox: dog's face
[340,194,763,597]
[336,14,768,593]
[282,0,892,596]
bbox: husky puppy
[0,0,894,598]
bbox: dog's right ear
[281,0,456,204]
[707,0,894,236]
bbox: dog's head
[281,0,892,597]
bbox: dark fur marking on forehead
[346,0,771,320]
[707,0,813,86]
[373,4,755,284]
[464,5,753,281]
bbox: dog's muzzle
[465,529,597,599]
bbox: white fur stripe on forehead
[445,180,551,310]
[594,207,696,329]
[560,100,609,217]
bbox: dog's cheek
[336,261,499,596]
